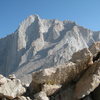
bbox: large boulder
[29,62,77,93]
[74,59,100,99]
[30,48,93,93]
[31,62,76,84]
[0,79,26,99]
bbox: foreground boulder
[75,59,100,99]
[71,48,93,67]
[30,48,93,93]
[29,62,76,93]
[0,79,26,99]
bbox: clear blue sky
[0,0,100,38]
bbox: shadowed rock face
[0,15,100,83]
[92,85,100,100]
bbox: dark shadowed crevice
[93,52,100,62]
[91,84,100,100]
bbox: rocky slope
[0,15,100,83]
[0,42,99,100]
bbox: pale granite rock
[34,91,49,100]
[75,59,100,99]
[89,41,100,55]
[29,62,77,92]
[71,48,93,68]
[0,79,26,99]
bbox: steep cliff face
[0,15,100,83]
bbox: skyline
[0,0,100,38]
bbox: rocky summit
[0,15,100,83]
[0,42,99,100]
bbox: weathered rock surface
[29,62,76,93]
[70,48,93,75]
[75,59,100,99]
[0,79,26,99]
[30,62,76,84]
[34,91,49,100]
[89,41,100,55]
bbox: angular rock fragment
[34,91,49,100]
[0,79,26,99]
[29,62,77,92]
[75,59,100,99]
[89,41,100,55]
[89,42,100,62]
[71,48,93,68]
